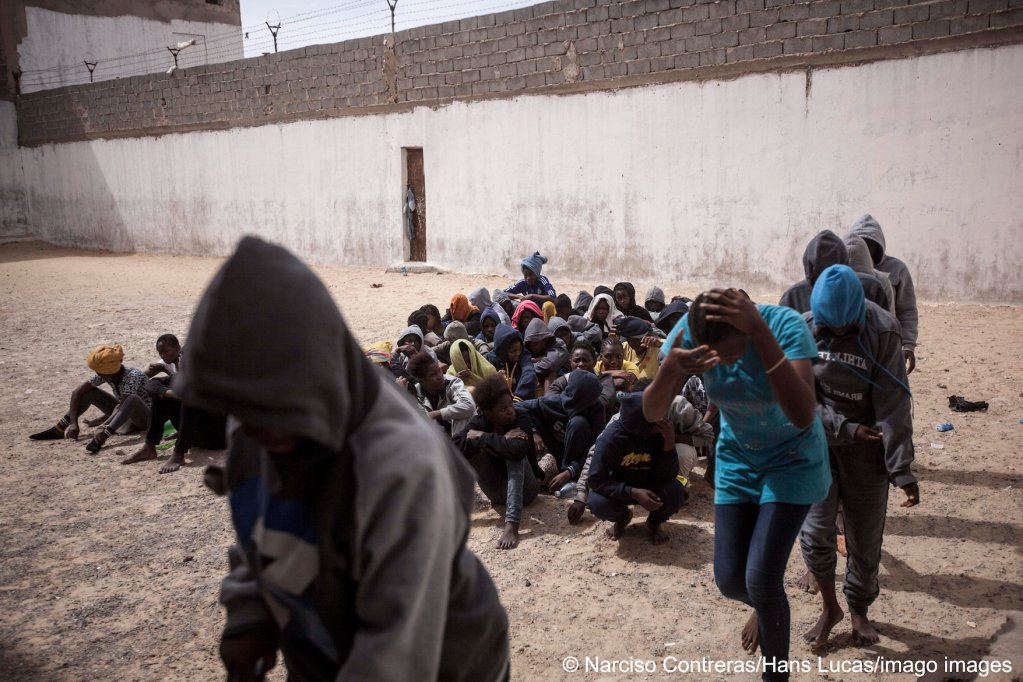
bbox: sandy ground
[1,240,1021,682]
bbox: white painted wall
[17,43,1023,302]
[18,7,243,92]
[0,101,30,238]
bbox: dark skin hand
[853,425,882,444]
[900,482,920,508]
[904,349,916,375]
[567,500,586,524]
[631,488,663,512]
[549,470,572,492]
[220,626,278,682]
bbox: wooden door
[407,149,427,262]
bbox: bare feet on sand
[804,604,844,648]
[646,518,669,545]
[121,443,158,465]
[741,611,759,654]
[836,533,848,558]
[497,522,519,550]
[797,570,820,594]
[850,614,880,645]
[159,450,186,474]
[605,508,632,540]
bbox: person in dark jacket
[174,236,509,682]
[516,370,606,492]
[613,281,654,323]
[523,317,569,392]
[454,374,540,550]
[586,393,688,544]
[779,230,889,315]
[485,323,537,401]
[798,264,919,649]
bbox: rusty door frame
[402,147,426,262]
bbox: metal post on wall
[386,0,399,34]
[83,54,97,83]
[266,9,281,53]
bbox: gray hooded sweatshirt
[847,214,919,348]
[779,229,891,315]
[174,237,508,682]
[844,233,896,316]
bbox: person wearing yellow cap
[29,343,152,454]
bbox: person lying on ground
[30,343,151,454]
[453,374,541,550]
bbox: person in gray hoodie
[779,230,890,316]
[843,234,896,317]
[847,214,919,374]
[523,317,569,390]
[174,237,509,682]
[798,264,919,650]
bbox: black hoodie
[779,230,889,314]
[175,237,508,682]
[613,282,653,322]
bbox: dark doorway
[405,148,427,262]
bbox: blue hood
[811,264,866,329]
[562,370,602,417]
[492,323,522,362]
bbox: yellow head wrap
[87,344,124,374]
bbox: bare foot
[797,570,820,594]
[646,518,669,545]
[604,508,632,540]
[121,443,158,465]
[497,522,520,550]
[850,614,880,645]
[803,604,844,648]
[741,611,759,654]
[836,533,848,558]
[159,450,186,474]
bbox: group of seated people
[29,334,226,474]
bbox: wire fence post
[83,58,97,83]
[386,0,399,34]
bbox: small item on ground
[935,422,954,432]
[948,395,989,412]
[371,283,383,288]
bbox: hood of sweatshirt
[848,214,886,261]
[174,236,379,451]
[843,234,875,276]
[613,282,637,308]
[616,392,650,433]
[396,324,425,349]
[573,290,593,313]
[523,317,554,344]
[561,370,602,417]
[654,300,689,335]
[811,264,866,329]
[492,323,523,362]
[444,321,470,343]
[511,300,544,331]
[802,230,849,285]
[469,286,492,311]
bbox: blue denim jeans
[714,502,810,682]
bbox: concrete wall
[18,43,1023,302]
[0,101,30,238]
[16,5,243,93]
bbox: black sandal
[85,429,111,454]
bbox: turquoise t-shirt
[661,304,830,505]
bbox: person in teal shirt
[644,289,829,682]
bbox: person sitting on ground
[572,290,593,317]
[390,325,436,379]
[555,294,575,320]
[613,282,654,323]
[175,236,509,681]
[406,351,476,438]
[30,343,152,454]
[122,334,227,473]
[505,251,556,306]
[490,289,515,325]
[615,316,664,381]
[523,318,569,394]
[798,264,918,649]
[454,375,541,550]
[474,307,502,355]
[547,343,617,413]
[447,338,498,391]
[446,293,478,325]
[516,370,606,492]
[594,337,640,392]
[848,214,919,374]
[546,317,577,373]
[584,392,688,544]
[645,287,667,321]
[419,304,447,347]
[511,299,543,336]
[484,323,537,401]
[844,234,895,316]
[434,320,470,366]
[566,313,604,353]
[584,293,623,338]
[570,387,714,524]
[654,299,689,336]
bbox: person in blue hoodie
[474,306,503,355]
[516,370,606,492]
[586,393,688,544]
[846,214,919,374]
[485,323,537,402]
[644,288,829,682]
[798,265,919,649]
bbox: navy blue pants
[714,502,810,682]
[588,478,687,525]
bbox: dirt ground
[1,240,1021,682]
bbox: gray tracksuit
[799,301,916,617]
